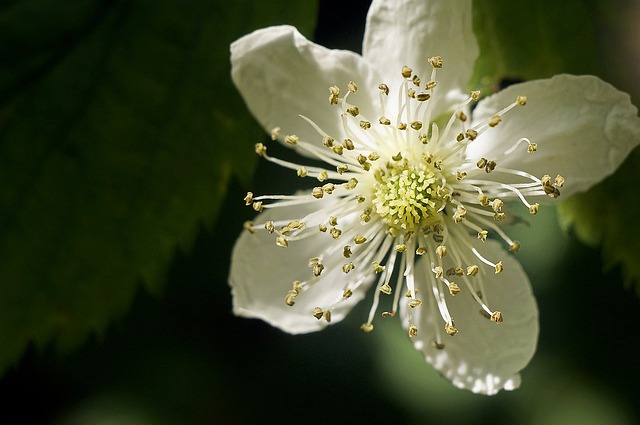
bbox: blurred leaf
[0,0,317,372]
[472,0,603,89]
[557,148,640,290]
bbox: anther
[380,284,392,295]
[471,90,481,101]
[354,235,367,244]
[322,183,335,194]
[488,115,502,127]
[395,244,407,252]
[491,311,504,323]
[495,261,503,274]
[270,127,280,140]
[337,164,349,174]
[477,231,488,241]
[343,288,353,299]
[416,246,427,256]
[436,245,447,258]
[243,221,255,234]
[392,152,403,161]
[408,299,422,308]
[412,75,421,86]
[297,166,308,177]
[378,83,390,95]
[527,143,538,153]
[255,143,267,156]
[425,81,437,90]
[323,310,332,323]
[360,120,371,130]
[477,157,488,169]
[433,266,443,279]
[410,121,423,130]
[347,106,360,117]
[312,187,324,199]
[332,144,344,155]
[448,282,460,296]
[361,323,374,332]
[312,262,325,277]
[342,262,355,273]
[397,122,407,130]
[330,228,342,239]
[485,160,497,173]
[456,111,467,122]
[322,136,335,147]
[244,192,254,206]
[555,175,565,187]
[329,85,340,104]
[508,241,521,253]
[276,236,288,248]
[466,265,479,276]
[379,117,391,125]
[416,93,431,101]
[516,95,527,106]
[428,56,443,68]
[317,170,328,182]
[348,81,358,93]
[284,134,299,145]
[491,199,504,213]
[368,152,380,161]
[466,129,478,140]
[313,307,324,320]
[456,170,467,180]
[445,322,458,336]
[343,246,352,258]
[401,65,413,78]
[342,138,355,150]
[318,224,327,232]
[252,201,263,212]
[265,221,275,233]
[409,324,418,337]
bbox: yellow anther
[343,246,352,258]
[243,221,255,234]
[508,241,521,253]
[312,187,324,199]
[284,134,299,145]
[380,284,392,295]
[312,262,324,277]
[477,230,488,241]
[372,261,385,274]
[395,244,407,252]
[410,121,423,130]
[276,236,288,248]
[495,261,503,274]
[412,75,421,86]
[416,246,427,256]
[491,311,504,323]
[342,262,355,274]
[368,152,380,161]
[471,90,481,101]
[252,201,263,212]
[416,92,431,101]
[330,228,342,239]
[318,223,327,232]
[317,170,328,182]
[297,166,308,177]
[555,175,565,187]
[408,299,422,308]
[322,136,335,147]
[322,183,335,194]
[527,142,538,153]
[433,266,443,279]
[378,83,390,95]
[401,65,413,78]
[466,129,478,140]
[313,307,324,320]
[354,235,367,244]
[488,115,502,127]
[348,81,358,93]
[436,245,447,258]
[347,106,360,117]
[477,157,488,169]
[516,95,527,106]
[270,127,281,141]
[255,143,267,156]
[329,85,340,104]
[332,145,344,155]
[529,203,539,215]
[379,117,391,125]
[448,282,460,296]
[342,138,355,150]
[466,265,479,276]
[491,198,504,213]
[445,322,458,336]
[428,56,443,68]
[264,221,275,233]
[337,164,349,174]
[343,288,353,299]
[243,192,254,205]
[361,323,374,333]
[360,120,371,130]
[425,81,437,90]
[409,324,418,337]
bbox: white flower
[228,0,640,395]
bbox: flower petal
[362,0,478,113]
[469,74,640,198]
[231,25,382,150]
[229,194,373,334]
[402,238,538,395]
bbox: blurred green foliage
[0,0,317,373]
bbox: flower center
[372,162,442,231]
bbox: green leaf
[0,0,317,371]
[472,0,603,89]
[557,148,640,290]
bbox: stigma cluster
[242,57,562,349]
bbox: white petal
[469,74,640,197]
[229,194,373,334]
[231,26,382,150]
[402,238,538,395]
[363,0,478,113]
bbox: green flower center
[372,163,442,231]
